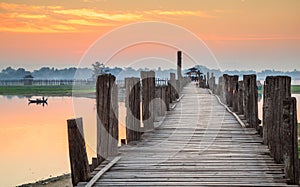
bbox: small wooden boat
[28,98,48,103]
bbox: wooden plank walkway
[87,83,295,186]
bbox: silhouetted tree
[92,61,106,79]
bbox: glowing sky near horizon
[0,0,300,71]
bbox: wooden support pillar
[223,74,229,105]
[231,75,239,112]
[243,74,258,130]
[167,81,172,104]
[217,76,225,101]
[141,71,155,130]
[155,86,161,116]
[207,72,210,88]
[263,76,291,163]
[162,85,169,112]
[237,81,244,115]
[210,73,216,94]
[282,97,299,184]
[125,77,141,143]
[67,118,90,186]
[177,51,182,79]
[263,76,275,145]
[169,73,177,101]
[176,79,181,96]
[96,74,118,163]
[166,84,171,110]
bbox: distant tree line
[0,65,300,80]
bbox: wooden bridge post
[210,73,216,94]
[141,71,155,130]
[223,74,229,105]
[207,72,210,88]
[231,75,239,112]
[167,81,172,104]
[169,73,177,101]
[237,81,244,115]
[162,85,169,112]
[263,76,275,145]
[125,77,141,143]
[165,85,171,111]
[217,76,225,102]
[155,86,162,117]
[243,74,259,130]
[263,76,291,162]
[67,118,91,186]
[282,97,299,184]
[96,74,118,163]
[177,51,182,92]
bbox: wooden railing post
[206,72,210,88]
[177,51,182,92]
[263,76,275,145]
[169,73,178,101]
[155,86,162,117]
[243,74,259,130]
[162,85,169,112]
[262,76,299,184]
[67,118,90,186]
[217,76,225,102]
[96,74,118,163]
[237,81,244,115]
[231,75,239,112]
[282,97,299,184]
[263,76,291,162]
[164,85,170,111]
[141,71,155,130]
[223,74,229,105]
[125,77,141,143]
[209,73,216,94]
[167,81,172,104]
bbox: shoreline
[17,174,71,187]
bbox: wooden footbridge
[67,51,299,186]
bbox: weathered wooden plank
[282,97,299,184]
[89,83,291,186]
[243,74,259,130]
[85,156,121,187]
[141,71,155,130]
[67,118,90,186]
[125,77,141,143]
[96,74,118,162]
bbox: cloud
[202,34,300,41]
[60,19,115,26]
[0,2,217,33]
[10,13,47,19]
[53,9,143,21]
[148,10,216,18]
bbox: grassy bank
[0,85,95,96]
[258,85,300,95]
[291,85,300,94]
[0,84,299,97]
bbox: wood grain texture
[96,74,118,162]
[125,77,141,143]
[90,83,292,186]
[67,118,90,186]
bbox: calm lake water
[0,96,126,187]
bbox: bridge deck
[89,83,294,186]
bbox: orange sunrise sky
[0,0,300,71]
